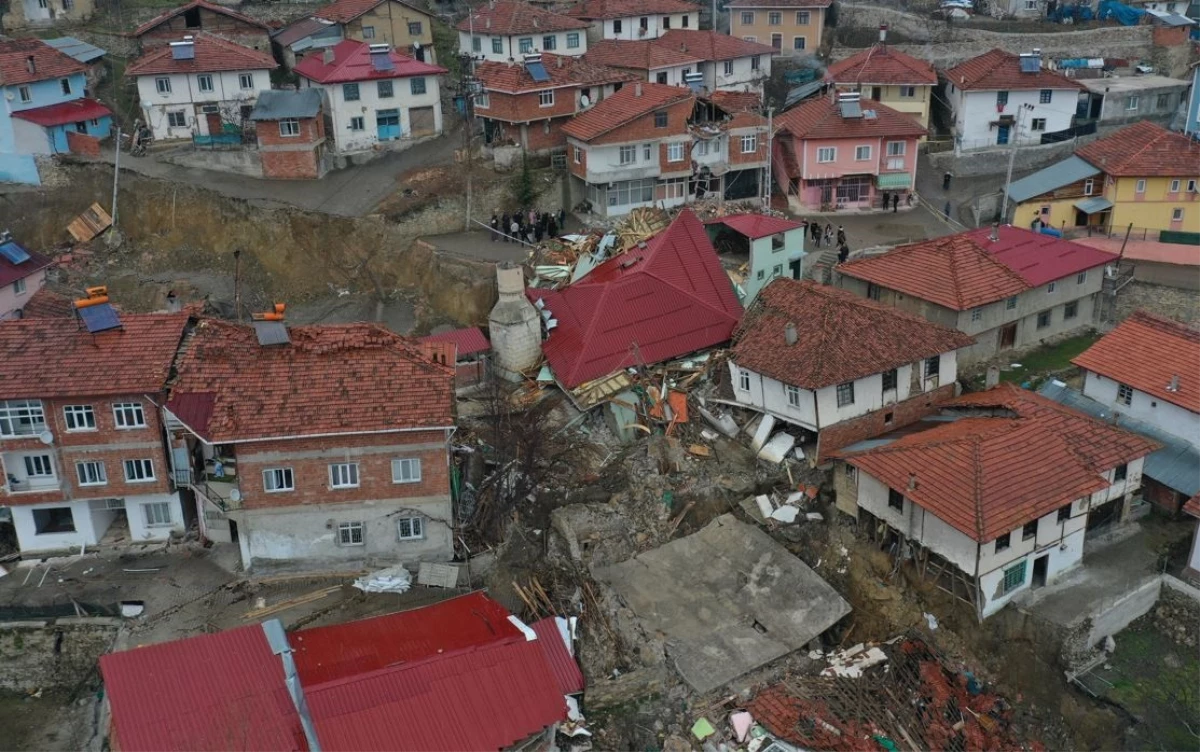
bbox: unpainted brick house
[133,0,271,52]
[249,89,329,179]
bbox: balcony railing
[5,477,58,493]
[188,475,240,512]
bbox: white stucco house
[563,0,699,42]
[942,48,1084,151]
[0,234,50,321]
[126,33,277,143]
[728,279,975,462]
[456,0,589,63]
[834,384,1160,619]
[703,214,805,306]
[295,39,445,157]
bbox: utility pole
[110,126,121,233]
[999,103,1033,223]
[763,107,773,210]
[233,249,243,323]
[462,9,478,232]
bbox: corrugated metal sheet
[1073,196,1114,214]
[531,617,585,695]
[250,89,323,121]
[44,36,105,63]
[1005,155,1100,203]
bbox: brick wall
[66,131,101,158]
[137,10,270,51]
[816,382,959,462]
[658,138,691,174]
[1152,24,1188,47]
[590,96,693,146]
[523,118,571,152]
[261,149,321,180]
[482,88,579,123]
[728,128,768,165]
[255,116,322,147]
[568,139,587,178]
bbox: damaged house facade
[583,31,776,94]
[834,385,1159,619]
[163,317,457,571]
[132,0,271,52]
[729,280,974,462]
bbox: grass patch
[998,332,1100,388]
[1101,625,1200,751]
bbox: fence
[1062,225,1199,245]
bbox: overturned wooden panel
[67,202,112,243]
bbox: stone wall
[928,127,1109,178]
[0,619,120,692]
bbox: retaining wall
[0,618,120,692]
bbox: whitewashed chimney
[489,263,543,381]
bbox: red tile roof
[726,0,832,7]
[732,280,973,389]
[943,48,1083,91]
[291,592,522,685]
[964,225,1117,287]
[99,624,307,752]
[564,0,697,19]
[476,52,637,93]
[1072,311,1200,413]
[455,0,588,35]
[133,0,269,36]
[294,38,444,83]
[657,29,776,61]
[708,89,762,113]
[1183,492,1200,519]
[530,617,585,695]
[562,81,692,141]
[0,240,51,289]
[420,326,491,357]
[17,288,74,319]
[313,0,427,24]
[705,213,802,239]
[1075,120,1200,178]
[775,95,925,140]
[126,33,276,76]
[838,233,1029,311]
[11,97,110,127]
[584,39,704,71]
[531,209,743,388]
[826,45,937,86]
[165,318,454,443]
[0,38,87,87]
[0,312,188,399]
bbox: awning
[876,173,913,189]
[12,98,111,127]
[1073,197,1113,214]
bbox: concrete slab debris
[751,414,775,452]
[769,505,799,524]
[757,432,796,464]
[417,562,460,588]
[593,514,851,693]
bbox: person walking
[509,216,520,244]
[892,193,900,212]
[836,225,846,247]
[558,207,566,230]
[500,213,510,242]
[490,212,499,242]
[810,221,821,244]
[548,216,558,237]
[837,243,850,264]
[824,223,834,247]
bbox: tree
[511,151,536,209]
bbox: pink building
[773,92,926,212]
[0,233,50,321]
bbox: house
[1,0,93,31]
[0,38,113,185]
[836,225,1117,366]
[133,0,271,52]
[474,52,637,153]
[564,83,769,216]
[163,316,456,571]
[44,37,107,93]
[728,279,974,461]
[824,30,938,132]
[421,326,492,388]
[703,213,806,305]
[127,34,276,144]
[315,0,435,62]
[585,33,775,94]
[1070,236,1200,291]
[530,209,742,402]
[457,0,590,64]
[0,234,51,320]
[584,39,706,89]
[0,303,190,555]
[1185,61,1200,137]
[100,592,581,752]
[295,40,445,159]
[726,0,831,55]
[833,383,1159,619]
[772,92,925,212]
[249,89,329,180]
[271,17,345,70]
[563,0,699,42]
[942,48,1083,151]
[1077,75,1190,128]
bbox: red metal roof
[420,326,491,358]
[826,45,937,86]
[0,38,87,86]
[125,32,276,76]
[964,225,1117,287]
[0,240,51,288]
[294,38,445,83]
[943,48,1083,91]
[1071,311,1200,413]
[11,97,110,127]
[1075,120,1200,178]
[531,617,585,695]
[291,592,522,685]
[774,95,926,140]
[133,0,269,36]
[455,0,588,34]
[1183,492,1200,519]
[530,209,743,388]
[706,213,802,239]
[99,624,308,752]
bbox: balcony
[189,475,241,512]
[4,475,59,494]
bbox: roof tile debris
[1075,120,1200,177]
[1072,310,1200,413]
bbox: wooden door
[205,112,222,136]
[409,106,435,137]
[999,322,1017,349]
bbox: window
[741,11,754,24]
[667,142,684,162]
[661,176,687,199]
[378,80,394,98]
[971,307,983,322]
[723,60,734,76]
[738,369,751,391]
[33,507,75,534]
[76,461,106,486]
[1006,295,1017,310]
[854,145,871,161]
[1172,208,1184,222]
[472,36,482,52]
[654,110,668,128]
[1030,118,1046,131]
[836,381,855,407]
[362,25,375,38]
[392,458,422,483]
[60,78,71,95]
[168,110,187,128]
[881,143,905,161]
[196,73,213,93]
[350,116,365,131]
[772,264,783,277]
[113,402,146,428]
[239,73,254,90]
[1024,0,1037,8]
[1001,560,1026,593]
[793,36,806,50]
[996,90,1008,106]
[1190,180,1198,193]
[612,18,622,32]
[785,384,801,408]
[817,146,836,163]
[24,455,53,478]
[13,278,25,295]
[329,462,359,488]
[397,516,424,540]
[1166,179,1181,194]
[343,82,360,102]
[542,35,556,50]
[1116,382,1133,406]
[570,146,582,166]
[475,92,489,108]
[1113,463,1128,482]
[279,119,300,137]
[882,368,897,391]
[1046,281,1056,293]
[492,37,503,54]
[263,467,294,492]
[1083,178,1094,195]
[643,142,652,160]
[918,357,937,381]
[797,10,810,23]
[619,144,637,165]
[123,459,155,483]
[1125,95,1138,111]
[1136,179,1146,193]
[1064,301,1077,320]
[1038,88,1052,104]
[63,405,95,431]
[17,85,31,103]
[994,532,1011,552]
[143,501,172,528]
[519,37,533,54]
[1022,521,1037,541]
[741,134,756,153]
[888,488,904,511]
[768,11,781,24]
[640,16,648,29]
[655,71,668,84]
[899,85,915,97]
[682,14,689,26]
[567,32,580,48]
[1057,504,1072,523]
[751,55,761,71]
[0,400,46,437]
[605,178,655,206]
[1036,310,1051,329]
[867,283,881,301]
[408,21,422,35]
[883,411,894,426]
[338,521,364,546]
[155,76,172,94]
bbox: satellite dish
[580,93,591,107]
[230,488,242,502]
[38,431,54,445]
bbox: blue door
[376,109,401,141]
[997,125,1010,145]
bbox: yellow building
[726,0,829,56]
[824,36,936,131]
[1006,121,1200,235]
[314,0,436,64]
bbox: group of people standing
[490,208,567,244]
[805,221,851,263]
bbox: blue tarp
[1097,0,1145,25]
